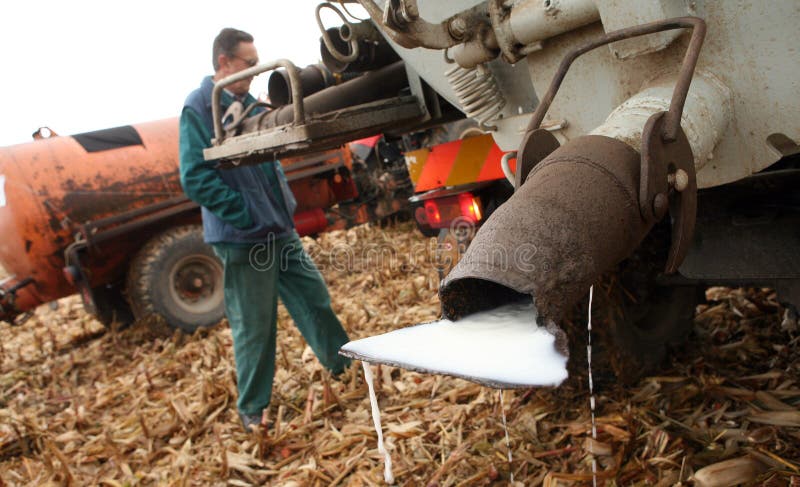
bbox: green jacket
[179,76,297,243]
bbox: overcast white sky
[0,1,365,147]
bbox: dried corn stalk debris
[0,224,797,485]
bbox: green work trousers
[213,234,350,416]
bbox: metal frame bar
[211,59,305,145]
[282,151,344,173]
[286,161,346,182]
[83,195,191,234]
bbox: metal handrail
[211,59,305,145]
[525,17,706,143]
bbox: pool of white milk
[341,301,568,388]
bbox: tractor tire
[561,278,701,388]
[606,283,700,383]
[91,282,135,328]
[126,225,224,333]
[561,219,702,386]
[435,221,475,281]
[606,219,703,383]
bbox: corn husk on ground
[0,223,798,486]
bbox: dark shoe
[239,411,263,432]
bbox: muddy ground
[0,223,798,486]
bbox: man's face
[218,41,259,96]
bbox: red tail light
[419,192,483,229]
[424,200,442,225]
[458,193,482,222]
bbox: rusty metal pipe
[0,276,35,323]
[440,135,655,333]
[508,0,600,46]
[239,61,408,132]
[83,195,191,234]
[268,64,335,107]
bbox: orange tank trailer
[0,118,366,324]
[0,118,184,322]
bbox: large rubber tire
[412,205,440,238]
[561,219,702,386]
[606,218,703,383]
[606,283,700,384]
[435,224,474,281]
[561,277,701,389]
[126,225,224,333]
[91,282,135,328]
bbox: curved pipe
[508,0,600,46]
[590,71,732,175]
[440,135,655,328]
[238,61,408,133]
[268,64,335,107]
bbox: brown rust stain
[59,172,182,224]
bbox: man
[179,28,351,431]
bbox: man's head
[212,28,259,96]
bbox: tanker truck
[203,1,800,381]
[0,115,413,331]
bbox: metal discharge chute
[440,17,706,371]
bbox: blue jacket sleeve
[179,106,253,230]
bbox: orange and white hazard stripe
[404,134,513,192]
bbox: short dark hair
[212,28,254,71]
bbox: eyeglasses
[233,55,259,68]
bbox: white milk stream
[363,362,394,484]
[587,286,597,486]
[499,390,514,483]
